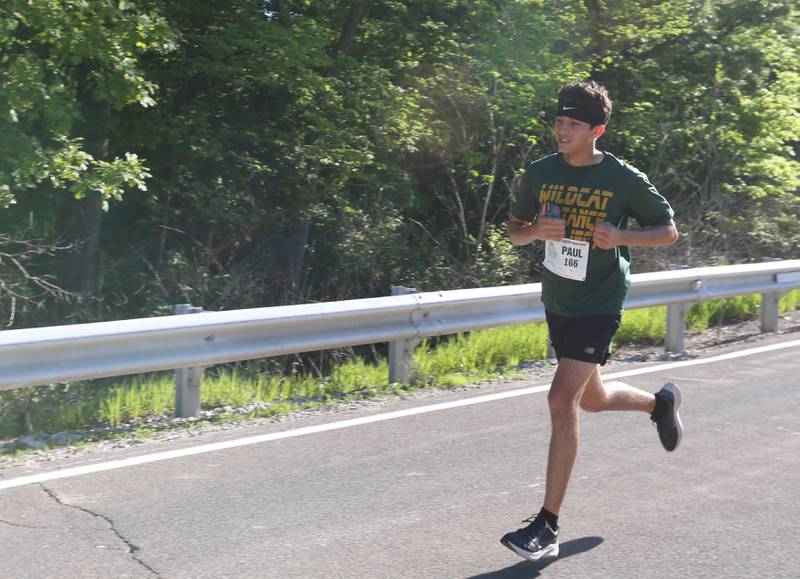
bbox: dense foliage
[0,0,798,328]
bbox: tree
[1,0,796,330]
[0,0,175,307]
[580,0,800,262]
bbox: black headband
[556,99,602,126]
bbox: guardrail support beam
[174,304,205,417]
[0,261,798,394]
[666,302,688,352]
[389,286,420,384]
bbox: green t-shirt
[512,152,674,316]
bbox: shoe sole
[500,537,559,561]
[663,382,684,451]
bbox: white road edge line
[1,338,798,491]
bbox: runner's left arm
[594,168,678,249]
[594,219,678,249]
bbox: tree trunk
[77,189,104,294]
[285,221,311,301]
[59,67,110,300]
[477,81,506,249]
[332,0,369,58]
[583,0,608,79]
[274,0,292,29]
[60,139,107,297]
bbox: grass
[2,289,798,446]
[615,307,667,344]
[412,322,550,387]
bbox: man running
[501,80,683,562]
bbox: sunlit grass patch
[617,307,667,344]
[779,289,800,313]
[329,358,389,395]
[412,322,549,387]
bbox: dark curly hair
[557,81,613,126]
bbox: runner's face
[554,116,600,155]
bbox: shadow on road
[466,536,604,578]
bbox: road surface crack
[39,484,160,577]
[0,519,44,529]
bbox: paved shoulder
[0,339,798,578]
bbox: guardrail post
[760,292,779,333]
[174,304,204,417]
[664,264,690,353]
[761,257,781,333]
[389,286,420,384]
[666,303,688,352]
[547,338,557,363]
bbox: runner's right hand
[535,203,566,240]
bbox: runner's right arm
[508,204,566,246]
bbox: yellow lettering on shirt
[537,183,618,247]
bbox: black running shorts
[545,310,621,366]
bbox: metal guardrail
[0,260,798,417]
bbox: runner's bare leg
[542,360,660,514]
[580,366,656,413]
[542,358,596,515]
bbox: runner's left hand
[592,221,620,249]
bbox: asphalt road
[1,336,798,578]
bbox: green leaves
[0,0,797,325]
[0,0,175,209]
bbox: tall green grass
[413,323,550,387]
[2,289,798,440]
[616,307,667,344]
[779,288,800,312]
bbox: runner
[501,80,683,562]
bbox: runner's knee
[548,388,580,423]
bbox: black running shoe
[500,514,559,561]
[651,382,683,451]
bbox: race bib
[543,238,590,281]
